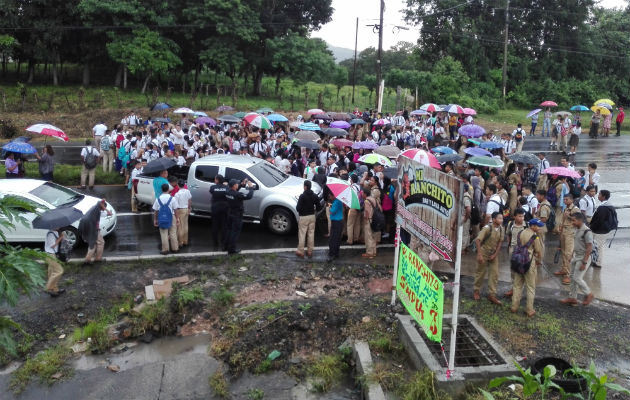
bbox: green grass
[365,362,405,392]
[246,388,265,400]
[71,321,110,353]
[173,286,204,312]
[400,370,452,400]
[254,358,272,374]
[22,162,125,186]
[307,354,348,393]
[209,369,230,398]
[211,287,235,307]
[10,345,73,393]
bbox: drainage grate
[419,318,506,367]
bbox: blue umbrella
[459,124,486,138]
[193,111,208,117]
[570,105,589,112]
[267,113,288,122]
[298,122,321,131]
[431,146,455,154]
[3,141,37,154]
[479,141,503,150]
[464,147,493,157]
[350,118,366,125]
[151,102,172,111]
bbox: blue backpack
[510,231,537,274]
[157,197,173,229]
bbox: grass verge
[209,369,230,398]
[10,345,73,393]
[22,162,125,186]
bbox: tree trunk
[182,73,186,95]
[114,64,123,87]
[16,60,21,80]
[275,74,281,96]
[395,85,401,111]
[123,66,127,89]
[27,60,34,84]
[82,63,90,86]
[232,83,238,108]
[141,73,152,94]
[253,70,263,96]
[2,55,6,77]
[193,65,200,92]
[52,61,58,86]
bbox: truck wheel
[60,226,81,249]
[266,207,294,235]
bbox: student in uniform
[473,212,505,305]
[511,218,544,317]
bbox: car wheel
[266,207,294,235]
[60,226,81,249]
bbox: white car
[0,179,117,248]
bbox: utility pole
[501,0,510,104]
[352,17,358,105]
[375,0,385,113]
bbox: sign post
[448,183,464,374]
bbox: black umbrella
[151,117,170,123]
[384,167,398,179]
[322,128,348,137]
[350,118,366,125]
[295,140,320,150]
[218,115,241,123]
[144,157,177,174]
[507,152,539,165]
[437,154,463,164]
[151,102,172,111]
[32,207,83,230]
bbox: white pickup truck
[135,154,322,235]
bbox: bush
[0,119,18,139]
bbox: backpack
[546,184,559,207]
[84,147,98,169]
[157,197,173,229]
[470,202,481,225]
[100,135,111,151]
[590,205,618,235]
[514,129,524,142]
[510,231,538,274]
[48,231,71,262]
[368,199,385,232]
[490,198,510,219]
[541,203,556,231]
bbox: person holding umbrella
[589,109,601,138]
[79,198,112,264]
[43,227,66,297]
[542,108,552,137]
[327,192,344,262]
[34,144,55,181]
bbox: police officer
[209,174,228,249]
[225,178,255,254]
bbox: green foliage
[401,369,451,400]
[211,287,235,307]
[307,354,348,392]
[246,388,264,400]
[567,361,630,400]
[72,321,110,353]
[173,286,203,312]
[23,163,124,186]
[10,346,72,393]
[209,369,230,398]
[254,358,272,374]
[487,362,565,399]
[267,33,336,86]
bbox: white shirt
[131,167,143,181]
[585,171,600,187]
[278,158,291,174]
[171,129,184,146]
[152,193,178,214]
[176,156,186,166]
[526,193,539,211]
[174,188,192,209]
[502,139,516,154]
[45,231,59,254]
[464,116,473,124]
[486,194,503,215]
[81,146,100,158]
[579,195,597,217]
[93,123,107,137]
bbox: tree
[0,35,18,77]
[332,65,348,102]
[0,197,47,356]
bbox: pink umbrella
[307,108,324,114]
[373,119,389,126]
[332,138,353,148]
[330,120,350,129]
[540,100,558,107]
[542,167,581,179]
[26,123,69,142]
[400,149,441,169]
[463,107,477,115]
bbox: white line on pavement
[116,212,153,217]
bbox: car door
[224,167,260,218]
[189,164,219,212]
[3,195,49,242]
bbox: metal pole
[352,17,358,105]
[375,0,384,111]
[501,0,510,104]
[390,224,401,305]
[448,181,465,375]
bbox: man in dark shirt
[209,174,228,249]
[225,178,255,254]
[295,180,321,258]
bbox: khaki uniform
[511,228,543,313]
[346,208,362,244]
[508,173,520,214]
[559,204,581,274]
[297,214,316,254]
[176,208,190,246]
[462,193,472,249]
[45,256,64,293]
[498,189,509,207]
[363,196,380,256]
[552,182,564,233]
[473,224,505,297]
[536,200,552,249]
[569,224,593,299]
[507,221,527,290]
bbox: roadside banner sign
[397,242,444,342]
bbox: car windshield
[29,182,84,207]
[247,161,289,188]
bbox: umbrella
[151,117,170,123]
[437,154,463,164]
[256,107,274,114]
[400,149,441,169]
[594,99,614,106]
[307,108,324,115]
[311,113,331,121]
[373,119,389,126]
[218,115,241,123]
[352,141,378,150]
[458,124,486,138]
[479,141,504,150]
[332,139,353,148]
[540,101,558,107]
[267,113,288,122]
[233,112,247,118]
[32,207,83,230]
[2,141,37,154]
[554,111,572,118]
[295,140,320,150]
[295,131,320,141]
[322,128,348,137]
[591,105,611,115]
[150,102,172,111]
[463,107,477,116]
[244,114,273,130]
[595,102,613,111]
[383,167,398,179]
[330,121,351,129]
[527,109,542,118]
[299,122,321,131]
[431,146,456,154]
[542,166,581,179]
[464,147,493,157]
[468,139,481,146]
[216,105,234,112]
[195,117,217,126]
[330,112,351,121]
[508,152,539,165]
[173,107,194,114]
[374,145,401,159]
[410,109,430,116]
[358,154,393,166]
[25,123,69,142]
[467,156,504,168]
[193,111,208,117]
[143,157,177,174]
[444,104,465,114]
[326,177,361,210]
[350,118,366,125]
[420,103,441,113]
[570,105,589,112]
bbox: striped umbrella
[444,104,465,114]
[420,103,441,113]
[400,149,441,169]
[244,113,273,129]
[373,119,389,126]
[25,123,69,142]
[326,177,361,209]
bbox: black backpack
[369,199,385,232]
[84,147,98,169]
[470,202,481,225]
[590,205,618,235]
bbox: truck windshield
[247,162,288,188]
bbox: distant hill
[327,44,355,63]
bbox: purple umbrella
[216,105,234,112]
[352,141,378,150]
[464,147,493,157]
[459,124,486,138]
[195,117,216,126]
[527,108,542,118]
[330,121,351,129]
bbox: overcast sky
[312,0,625,51]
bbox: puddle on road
[73,334,210,372]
